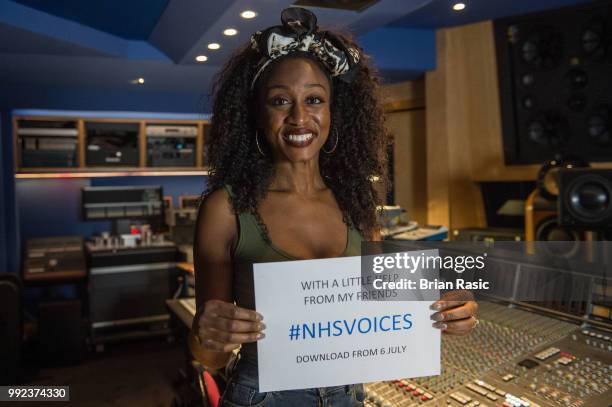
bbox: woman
[191,7,478,406]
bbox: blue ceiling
[0,0,597,113]
[13,0,169,40]
[389,0,595,28]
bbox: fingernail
[432,322,447,330]
[430,303,442,311]
[256,313,264,321]
[259,323,266,330]
[430,313,444,322]
[257,333,266,339]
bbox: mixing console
[362,302,611,407]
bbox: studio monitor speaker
[495,0,612,164]
[559,168,612,228]
[525,190,582,242]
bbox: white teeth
[286,133,313,142]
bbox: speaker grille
[496,1,612,164]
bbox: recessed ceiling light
[453,2,466,11]
[223,28,238,36]
[207,43,221,50]
[137,77,145,84]
[240,10,257,19]
[195,55,208,62]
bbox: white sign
[253,255,440,392]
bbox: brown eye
[306,96,323,104]
[270,97,290,106]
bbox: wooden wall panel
[383,81,425,112]
[426,30,451,228]
[426,24,492,230]
[387,109,427,225]
[382,79,428,225]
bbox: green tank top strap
[224,185,283,262]
[223,184,363,262]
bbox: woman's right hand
[193,299,266,353]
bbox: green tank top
[224,185,363,360]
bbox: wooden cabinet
[13,114,211,178]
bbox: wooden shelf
[13,112,212,177]
[15,169,209,179]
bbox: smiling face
[256,57,331,163]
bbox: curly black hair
[205,32,387,240]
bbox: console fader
[362,302,611,407]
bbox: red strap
[202,370,220,407]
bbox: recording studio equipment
[0,273,21,384]
[164,195,199,246]
[81,185,164,221]
[170,209,197,246]
[559,168,612,229]
[21,238,87,364]
[22,236,86,282]
[389,225,448,241]
[163,196,174,228]
[362,302,611,407]
[87,241,179,349]
[525,190,582,243]
[17,120,78,167]
[525,159,591,243]
[378,206,408,226]
[377,206,418,238]
[537,156,590,201]
[359,240,612,406]
[82,184,178,348]
[495,0,612,164]
[85,122,139,166]
[37,300,85,365]
[179,195,200,209]
[453,228,523,242]
[146,125,197,167]
[591,278,612,323]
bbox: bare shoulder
[200,187,233,215]
[196,187,237,247]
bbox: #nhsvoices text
[288,313,413,341]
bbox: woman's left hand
[430,290,478,336]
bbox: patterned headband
[250,7,361,90]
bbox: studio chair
[0,273,22,384]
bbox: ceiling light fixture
[207,43,221,50]
[195,55,208,62]
[453,2,466,11]
[223,28,238,36]
[137,78,145,84]
[240,10,257,19]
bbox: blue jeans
[220,357,366,407]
